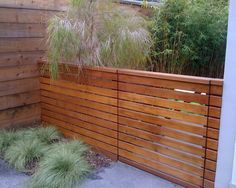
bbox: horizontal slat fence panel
[117,69,210,188]
[40,64,118,159]
[0,38,45,53]
[0,8,54,24]
[39,62,223,188]
[0,0,68,10]
[0,103,41,129]
[0,2,65,129]
[0,23,46,38]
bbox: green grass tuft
[1,128,91,188]
[48,140,88,156]
[4,139,48,172]
[0,130,22,154]
[28,144,91,188]
[22,126,61,144]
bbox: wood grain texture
[0,38,45,53]
[0,78,40,97]
[0,8,55,23]
[0,90,40,110]
[0,52,43,67]
[0,0,68,10]
[0,64,39,81]
[0,2,62,129]
[0,103,41,129]
[0,23,45,38]
[39,63,223,188]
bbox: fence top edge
[210,79,224,86]
[38,60,224,85]
[38,60,117,74]
[117,69,223,85]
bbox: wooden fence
[40,62,223,188]
[0,1,66,129]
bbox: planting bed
[0,126,112,188]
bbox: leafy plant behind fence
[47,0,152,79]
[150,0,228,78]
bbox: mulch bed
[0,137,113,176]
[24,149,113,176]
[85,150,113,171]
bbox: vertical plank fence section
[39,62,223,187]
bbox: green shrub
[0,131,21,154]
[28,142,90,188]
[4,139,48,172]
[150,0,228,78]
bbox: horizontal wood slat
[0,64,39,81]
[42,109,117,138]
[119,82,209,105]
[0,0,68,10]
[0,38,45,53]
[40,77,117,97]
[119,74,209,93]
[0,0,65,129]
[0,23,45,38]
[119,123,205,156]
[40,83,117,106]
[0,103,41,129]
[41,90,117,114]
[119,141,203,176]
[41,102,117,131]
[41,71,118,90]
[44,119,117,155]
[39,62,223,188]
[0,8,54,24]
[41,96,117,122]
[119,149,203,186]
[0,52,43,67]
[0,78,40,97]
[119,133,204,166]
[0,90,40,111]
[39,65,118,157]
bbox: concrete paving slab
[0,160,182,188]
[0,159,29,188]
[80,162,183,188]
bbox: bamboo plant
[47,0,152,79]
[150,0,228,78]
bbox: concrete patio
[0,160,182,188]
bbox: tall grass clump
[23,126,61,144]
[150,0,228,78]
[4,139,47,172]
[1,126,60,171]
[48,140,88,156]
[0,131,21,154]
[1,127,91,188]
[28,141,90,188]
[47,0,152,79]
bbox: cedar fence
[39,61,223,188]
[0,1,67,129]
